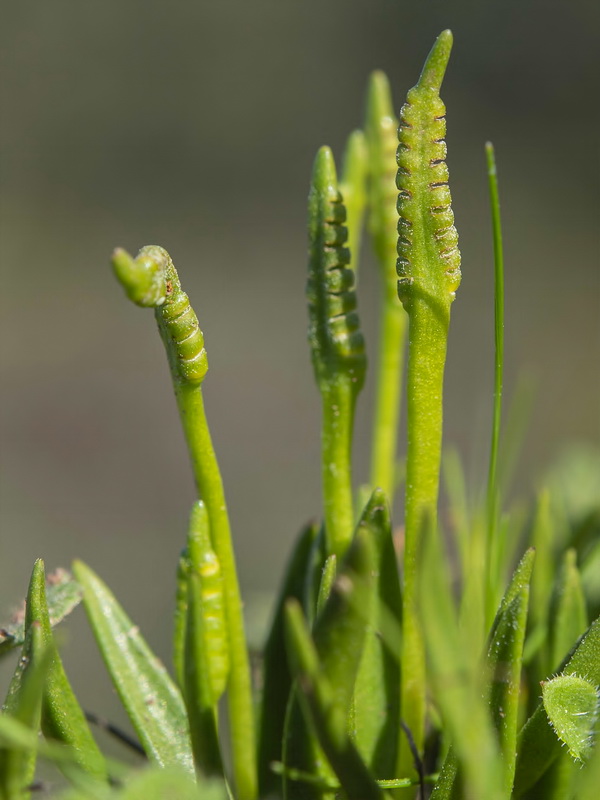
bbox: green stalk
[485,142,506,623]
[112,246,256,800]
[320,380,357,558]
[306,147,367,559]
[366,71,408,501]
[339,129,368,278]
[395,30,461,774]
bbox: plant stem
[366,71,407,501]
[484,142,505,624]
[175,383,256,800]
[320,380,358,559]
[395,30,460,777]
[402,297,449,761]
[370,299,406,499]
[112,247,257,799]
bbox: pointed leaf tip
[312,146,338,194]
[418,29,453,91]
[366,70,395,123]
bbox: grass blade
[484,142,506,623]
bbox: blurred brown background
[1,0,598,744]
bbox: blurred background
[1,0,598,752]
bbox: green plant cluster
[1,30,599,800]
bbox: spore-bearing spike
[307,147,367,392]
[394,30,461,312]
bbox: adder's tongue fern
[306,146,367,559]
[395,28,461,775]
[111,246,257,800]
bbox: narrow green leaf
[514,616,600,796]
[487,549,534,794]
[72,560,193,773]
[526,490,556,679]
[339,129,368,278]
[353,489,401,778]
[542,675,599,762]
[419,516,504,800]
[549,549,588,670]
[26,560,106,781]
[284,599,382,800]
[257,521,319,797]
[365,70,408,503]
[1,568,82,658]
[484,142,506,624]
[0,621,46,800]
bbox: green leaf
[282,525,377,797]
[26,560,107,781]
[1,567,82,658]
[364,69,408,505]
[549,549,588,670]
[420,516,504,800]
[0,620,46,799]
[487,549,534,794]
[284,599,382,800]
[339,129,368,278]
[542,674,599,761]
[514,615,600,796]
[353,489,402,778]
[257,521,319,797]
[72,560,193,773]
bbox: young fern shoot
[112,246,256,800]
[395,29,461,772]
[306,147,367,559]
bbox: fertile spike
[307,146,366,394]
[396,30,461,312]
